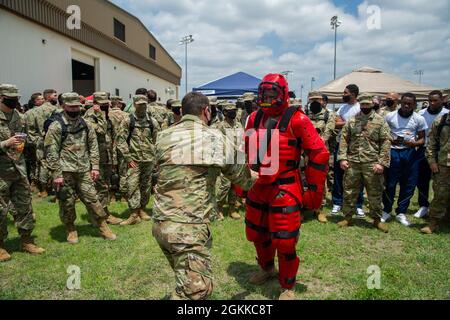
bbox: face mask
[100,104,109,112]
[373,104,380,111]
[50,99,58,106]
[226,110,237,120]
[2,98,19,109]
[66,110,81,119]
[385,100,395,108]
[309,101,322,114]
[398,108,413,118]
[135,105,146,117]
[172,107,181,116]
[361,108,372,115]
[211,106,217,119]
[342,95,351,103]
[245,101,253,114]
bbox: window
[149,44,156,60]
[115,88,120,96]
[114,18,126,42]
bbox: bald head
[386,92,399,101]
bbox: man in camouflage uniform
[213,102,244,220]
[152,92,256,300]
[241,92,256,127]
[83,92,123,225]
[170,100,183,125]
[45,92,116,243]
[337,93,391,232]
[165,99,176,128]
[147,89,170,129]
[421,113,449,234]
[116,95,160,225]
[208,97,223,126]
[0,84,45,262]
[109,96,129,201]
[305,92,336,222]
[25,89,60,198]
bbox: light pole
[414,70,424,84]
[180,35,194,95]
[300,84,304,104]
[331,15,342,80]
[281,70,294,84]
[311,77,316,91]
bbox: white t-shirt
[337,102,361,122]
[385,110,428,150]
[418,107,449,145]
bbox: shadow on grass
[49,223,101,243]
[227,261,307,300]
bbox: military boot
[120,210,141,226]
[38,190,48,198]
[373,218,389,233]
[20,234,45,254]
[316,211,328,223]
[279,289,296,300]
[337,218,353,227]
[139,209,152,221]
[98,218,117,240]
[421,218,439,235]
[66,223,79,244]
[0,241,12,262]
[249,267,277,285]
[104,208,123,225]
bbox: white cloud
[112,0,450,97]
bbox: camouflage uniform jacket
[0,109,27,178]
[116,113,160,164]
[83,108,116,165]
[338,111,391,167]
[306,108,336,142]
[44,113,100,179]
[152,114,256,224]
[25,102,59,149]
[427,114,450,167]
[147,102,169,128]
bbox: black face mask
[342,95,351,103]
[244,101,253,114]
[225,110,237,120]
[172,107,181,116]
[66,111,81,119]
[385,100,395,108]
[373,104,380,111]
[100,104,109,112]
[2,98,19,109]
[361,108,373,115]
[427,106,442,115]
[50,99,58,106]
[211,106,217,119]
[398,108,413,118]
[309,101,322,114]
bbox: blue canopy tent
[193,72,261,98]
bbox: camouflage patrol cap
[358,93,373,104]
[110,95,123,102]
[171,100,182,108]
[242,92,255,102]
[289,98,301,107]
[84,100,94,109]
[309,91,322,100]
[0,84,20,98]
[61,92,82,106]
[208,96,218,106]
[133,94,148,105]
[223,102,237,111]
[93,92,110,104]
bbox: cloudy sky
[111,0,449,98]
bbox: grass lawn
[0,192,449,300]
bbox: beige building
[0,0,181,103]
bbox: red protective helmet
[257,73,290,117]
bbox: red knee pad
[245,198,270,243]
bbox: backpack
[437,113,449,138]
[43,112,88,145]
[127,114,154,144]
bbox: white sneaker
[414,207,429,218]
[381,212,392,223]
[356,208,366,219]
[331,205,341,215]
[396,213,411,227]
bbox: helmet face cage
[257,74,289,110]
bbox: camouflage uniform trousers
[118,157,128,197]
[215,174,241,210]
[429,165,449,220]
[0,175,35,241]
[94,164,112,209]
[152,220,213,300]
[126,161,154,210]
[343,161,384,220]
[56,172,107,225]
[37,146,51,191]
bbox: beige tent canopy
[316,67,438,103]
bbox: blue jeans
[332,144,364,208]
[382,148,421,214]
[416,147,431,208]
